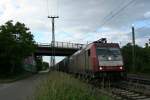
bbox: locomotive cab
[92,39,125,79]
[97,47,124,71]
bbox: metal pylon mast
[48,16,59,67]
[132,26,135,72]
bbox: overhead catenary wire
[100,0,128,27]
[46,0,77,43]
[46,0,59,16]
[49,0,129,40]
[46,0,59,66]
[46,0,147,45]
[46,0,50,16]
[56,0,60,16]
[122,22,150,45]
[78,0,136,42]
[99,0,136,28]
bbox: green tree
[121,43,150,74]
[35,56,43,71]
[142,46,150,73]
[0,20,36,76]
[42,62,49,70]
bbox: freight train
[56,38,125,80]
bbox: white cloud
[1,0,150,63]
[0,0,149,47]
[144,11,150,18]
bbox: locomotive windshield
[97,48,122,61]
[97,48,121,55]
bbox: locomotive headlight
[99,67,103,70]
[108,56,112,60]
[119,66,123,70]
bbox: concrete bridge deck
[35,41,84,56]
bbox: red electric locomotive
[57,38,125,80]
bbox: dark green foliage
[42,62,49,70]
[0,20,36,77]
[121,43,132,71]
[35,56,49,71]
[121,43,150,74]
[35,56,43,71]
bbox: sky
[0,0,150,63]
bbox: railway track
[72,73,150,99]
[118,80,150,96]
[96,81,150,100]
[110,87,150,100]
[127,74,150,85]
[124,74,150,96]
[91,83,150,100]
[107,74,150,100]
[83,75,150,100]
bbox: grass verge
[32,71,112,100]
[0,72,33,83]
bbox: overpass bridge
[35,41,84,56]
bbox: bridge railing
[37,41,84,49]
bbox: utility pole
[148,39,150,46]
[132,26,135,72]
[48,16,59,67]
